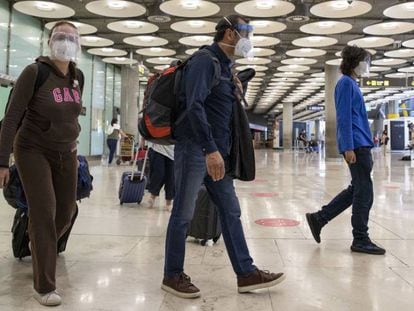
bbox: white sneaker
[148,197,155,208]
[34,290,62,306]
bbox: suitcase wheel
[116,159,121,165]
[200,239,207,246]
[120,201,123,205]
[137,200,142,204]
[213,236,220,243]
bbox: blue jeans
[164,140,255,278]
[317,147,374,242]
[107,139,118,164]
[148,149,175,200]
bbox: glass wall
[105,64,115,131]
[90,57,105,155]
[8,9,42,78]
[77,51,93,156]
[0,0,9,74]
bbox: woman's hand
[0,167,10,188]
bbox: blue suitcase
[119,148,148,205]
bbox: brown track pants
[14,136,77,294]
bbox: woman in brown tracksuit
[0,22,83,306]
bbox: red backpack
[138,49,221,145]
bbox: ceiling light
[189,21,205,28]
[125,21,143,29]
[194,36,210,42]
[107,1,128,10]
[181,0,200,10]
[115,57,126,61]
[140,36,154,42]
[256,0,274,10]
[382,22,398,30]
[254,36,266,42]
[364,37,378,42]
[330,1,350,11]
[308,37,323,42]
[102,48,114,52]
[319,21,335,28]
[85,37,99,42]
[251,21,270,28]
[35,1,55,11]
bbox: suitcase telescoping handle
[140,150,148,181]
[130,145,148,182]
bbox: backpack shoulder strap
[34,62,50,93]
[76,68,85,93]
[3,62,45,116]
[192,49,222,88]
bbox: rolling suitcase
[119,147,148,205]
[11,205,79,259]
[187,186,222,246]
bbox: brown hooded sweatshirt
[0,56,82,167]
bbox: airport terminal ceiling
[8,0,414,120]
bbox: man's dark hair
[214,15,250,43]
[111,118,118,126]
[340,46,370,76]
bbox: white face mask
[354,61,370,77]
[235,37,254,58]
[49,32,80,62]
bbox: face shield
[49,31,81,62]
[233,23,254,39]
[355,55,371,77]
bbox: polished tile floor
[0,149,414,310]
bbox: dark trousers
[148,149,175,200]
[317,148,374,242]
[164,140,255,278]
[107,138,118,164]
[14,135,77,293]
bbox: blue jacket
[335,75,374,154]
[174,43,235,156]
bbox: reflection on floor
[0,149,413,310]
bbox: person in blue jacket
[306,46,385,255]
[161,15,285,299]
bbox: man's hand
[206,151,225,182]
[344,150,356,164]
[0,167,10,188]
[233,76,243,102]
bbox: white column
[283,102,293,150]
[325,64,341,159]
[120,66,139,137]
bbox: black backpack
[76,155,93,201]
[0,62,84,131]
[3,164,27,210]
[138,48,221,145]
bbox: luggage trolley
[116,134,135,165]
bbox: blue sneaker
[351,241,386,255]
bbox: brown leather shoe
[161,272,201,299]
[237,269,285,293]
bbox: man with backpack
[161,15,285,299]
